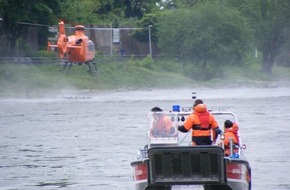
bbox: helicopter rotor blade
[16,22,56,27]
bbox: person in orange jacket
[150,107,176,137]
[178,99,222,145]
[223,120,240,156]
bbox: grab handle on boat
[229,138,234,157]
[229,138,240,158]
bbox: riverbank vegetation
[0,56,289,98]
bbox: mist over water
[0,87,290,190]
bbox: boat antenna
[192,91,196,100]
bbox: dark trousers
[192,136,212,145]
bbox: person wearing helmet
[223,120,240,156]
[178,99,222,145]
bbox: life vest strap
[225,144,239,149]
[192,125,211,130]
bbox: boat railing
[141,110,246,159]
[221,136,243,158]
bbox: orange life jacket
[223,123,240,156]
[151,115,173,137]
[155,116,171,133]
[183,104,218,137]
[194,111,210,130]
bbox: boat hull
[131,146,251,190]
[225,158,251,190]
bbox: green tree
[0,0,61,55]
[123,0,162,18]
[157,2,253,71]
[59,0,104,23]
[133,12,166,43]
[58,0,162,26]
[234,0,290,74]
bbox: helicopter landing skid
[60,59,97,73]
[85,61,98,73]
[59,59,72,72]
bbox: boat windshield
[148,112,179,147]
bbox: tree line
[1,0,290,74]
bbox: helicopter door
[88,40,95,53]
[87,40,96,61]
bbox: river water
[0,87,290,190]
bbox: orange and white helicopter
[47,21,97,72]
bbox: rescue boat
[131,104,251,190]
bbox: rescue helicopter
[47,21,97,72]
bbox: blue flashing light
[173,105,180,112]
